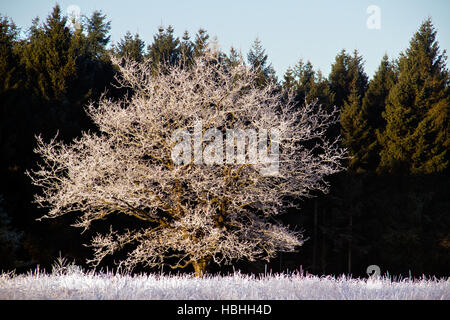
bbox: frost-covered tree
[28,52,346,276]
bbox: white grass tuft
[0,264,448,300]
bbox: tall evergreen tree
[379,18,449,174]
[282,60,334,113]
[21,5,76,101]
[225,46,242,68]
[85,11,111,59]
[329,50,368,110]
[329,50,351,110]
[179,30,193,63]
[348,50,368,98]
[328,49,368,141]
[308,70,334,110]
[192,28,209,58]
[340,75,369,172]
[282,66,296,92]
[147,25,180,70]
[247,37,276,86]
[282,59,315,102]
[359,54,397,171]
[115,31,145,62]
[0,15,22,172]
[0,16,20,94]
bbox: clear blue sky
[2,0,449,79]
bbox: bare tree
[28,52,346,276]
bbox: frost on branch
[27,52,346,275]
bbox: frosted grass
[1,263,448,300]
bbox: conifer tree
[282,60,334,116]
[288,59,315,102]
[308,70,334,110]
[247,37,276,86]
[329,50,351,110]
[85,11,111,59]
[21,5,76,101]
[115,31,146,62]
[179,30,193,63]
[192,28,209,58]
[329,50,367,111]
[0,16,19,94]
[348,50,368,99]
[0,15,22,173]
[360,54,397,171]
[147,25,180,70]
[340,76,369,172]
[225,46,242,69]
[379,18,449,174]
[282,66,296,92]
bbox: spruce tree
[308,70,334,111]
[147,25,180,70]
[21,5,76,101]
[379,18,449,174]
[347,50,368,98]
[292,59,315,102]
[340,75,369,172]
[85,11,111,59]
[115,31,145,62]
[225,46,242,69]
[0,16,19,94]
[329,50,351,110]
[192,28,209,58]
[328,49,368,143]
[180,30,193,63]
[282,66,296,92]
[282,60,334,112]
[359,54,397,171]
[329,50,367,111]
[247,37,276,86]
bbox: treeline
[0,5,448,277]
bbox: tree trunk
[192,258,209,277]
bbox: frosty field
[0,263,448,300]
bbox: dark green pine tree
[282,60,334,111]
[0,15,23,171]
[329,49,368,140]
[379,18,449,174]
[347,50,368,99]
[192,28,209,58]
[329,49,352,110]
[247,37,276,86]
[329,49,368,110]
[115,31,146,62]
[68,10,116,110]
[308,70,335,110]
[147,25,180,70]
[21,5,76,101]
[284,59,315,102]
[359,54,397,172]
[85,11,111,59]
[0,16,20,94]
[179,30,193,63]
[224,46,242,68]
[339,51,370,172]
[340,75,370,172]
[282,66,296,92]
